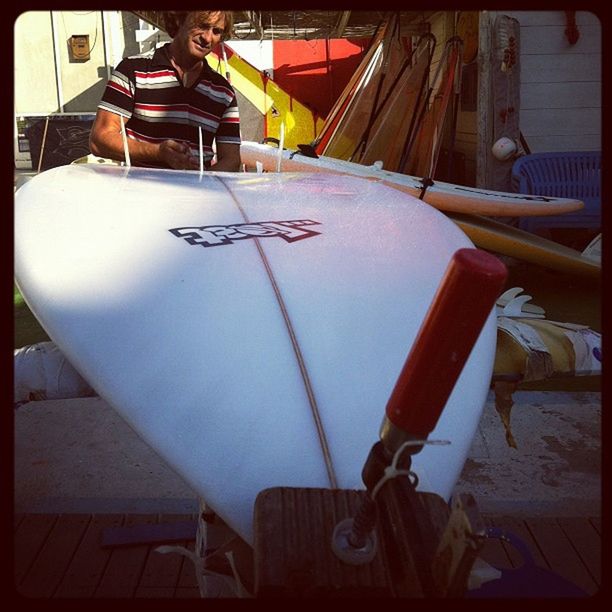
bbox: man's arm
[89,109,198,169]
[211,141,242,172]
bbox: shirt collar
[152,43,174,68]
[152,43,213,78]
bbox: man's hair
[163,11,234,40]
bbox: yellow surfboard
[447,212,600,278]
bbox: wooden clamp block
[253,484,453,597]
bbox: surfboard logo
[169,220,321,247]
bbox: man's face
[177,11,226,60]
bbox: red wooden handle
[384,248,507,438]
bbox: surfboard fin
[496,287,545,318]
[581,233,601,263]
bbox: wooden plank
[175,587,201,598]
[177,540,200,590]
[137,514,194,591]
[11,512,603,598]
[203,534,254,595]
[520,24,601,55]
[134,586,177,598]
[524,517,598,595]
[501,11,600,28]
[14,513,25,531]
[521,54,601,83]
[476,11,493,189]
[522,134,600,154]
[486,515,548,569]
[54,514,125,598]
[174,516,252,597]
[254,487,394,596]
[18,514,91,598]
[101,518,197,547]
[521,108,601,136]
[14,514,58,588]
[94,514,158,598]
[556,517,601,587]
[203,515,244,550]
[478,515,512,570]
[521,82,601,111]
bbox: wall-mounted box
[69,34,90,61]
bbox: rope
[155,498,252,598]
[198,126,204,173]
[155,544,251,597]
[344,437,450,549]
[217,176,338,489]
[37,117,50,174]
[370,438,450,500]
[120,115,131,166]
[418,177,435,199]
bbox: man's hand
[159,140,200,170]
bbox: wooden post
[476,10,492,188]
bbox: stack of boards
[15,164,498,544]
[241,141,599,278]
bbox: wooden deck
[14,512,601,598]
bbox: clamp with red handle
[380,247,508,454]
[332,248,507,567]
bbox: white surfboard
[240,140,585,218]
[14,164,497,545]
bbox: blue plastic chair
[512,151,601,235]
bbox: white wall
[14,10,166,115]
[14,10,137,167]
[225,40,274,75]
[14,11,61,114]
[501,10,601,152]
[15,11,113,113]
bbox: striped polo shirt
[98,43,240,168]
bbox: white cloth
[14,341,95,403]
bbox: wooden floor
[14,512,601,598]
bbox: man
[89,10,241,171]
[15,11,242,408]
